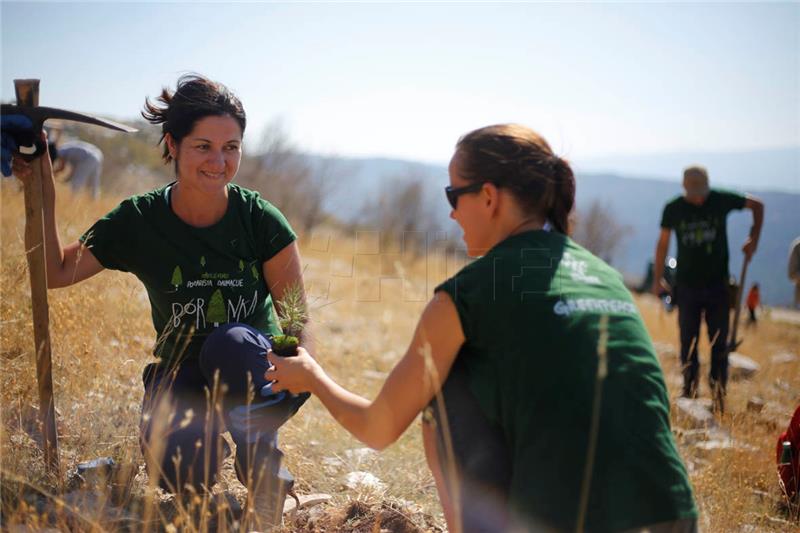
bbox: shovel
[728,253,750,353]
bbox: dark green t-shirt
[435,230,697,532]
[81,183,296,363]
[660,189,746,287]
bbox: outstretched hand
[1,114,33,177]
[266,346,322,395]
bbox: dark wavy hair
[141,74,246,165]
[455,124,575,234]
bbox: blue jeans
[139,323,308,492]
[676,282,730,398]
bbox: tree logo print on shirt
[679,218,718,253]
[561,251,601,285]
[239,259,245,272]
[207,289,226,327]
[200,256,207,268]
[251,264,260,282]
[170,266,183,291]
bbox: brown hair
[455,124,575,234]
[141,74,246,165]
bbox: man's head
[683,165,710,206]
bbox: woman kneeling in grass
[269,124,698,533]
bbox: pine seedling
[271,282,307,356]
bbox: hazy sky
[2,2,798,166]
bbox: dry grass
[640,297,800,532]
[2,181,799,531]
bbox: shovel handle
[728,255,750,353]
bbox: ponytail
[455,124,576,235]
[548,156,575,235]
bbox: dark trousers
[430,359,512,533]
[140,323,307,492]
[676,282,730,398]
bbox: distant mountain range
[576,146,800,194]
[306,152,800,306]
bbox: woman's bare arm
[12,149,104,288]
[269,290,464,450]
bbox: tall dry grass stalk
[418,340,462,533]
[575,314,609,532]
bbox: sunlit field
[2,181,798,532]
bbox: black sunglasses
[444,182,486,209]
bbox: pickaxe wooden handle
[14,79,61,477]
[6,79,137,479]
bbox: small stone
[322,456,343,467]
[771,352,798,365]
[344,471,386,492]
[674,428,713,445]
[769,308,800,326]
[764,515,795,528]
[687,425,756,452]
[666,374,684,388]
[684,457,710,473]
[674,398,717,429]
[652,341,677,357]
[728,352,760,380]
[746,397,765,413]
[694,438,756,451]
[345,447,377,462]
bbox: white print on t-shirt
[553,298,637,316]
[562,252,601,285]
[172,297,206,329]
[186,279,214,289]
[183,278,244,289]
[217,279,244,287]
[171,289,260,329]
[227,291,260,322]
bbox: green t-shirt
[435,230,697,532]
[660,189,746,287]
[81,183,296,364]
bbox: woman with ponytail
[270,124,698,532]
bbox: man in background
[52,138,104,199]
[45,125,104,199]
[652,165,763,412]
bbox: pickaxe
[2,79,136,478]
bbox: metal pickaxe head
[1,79,137,162]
